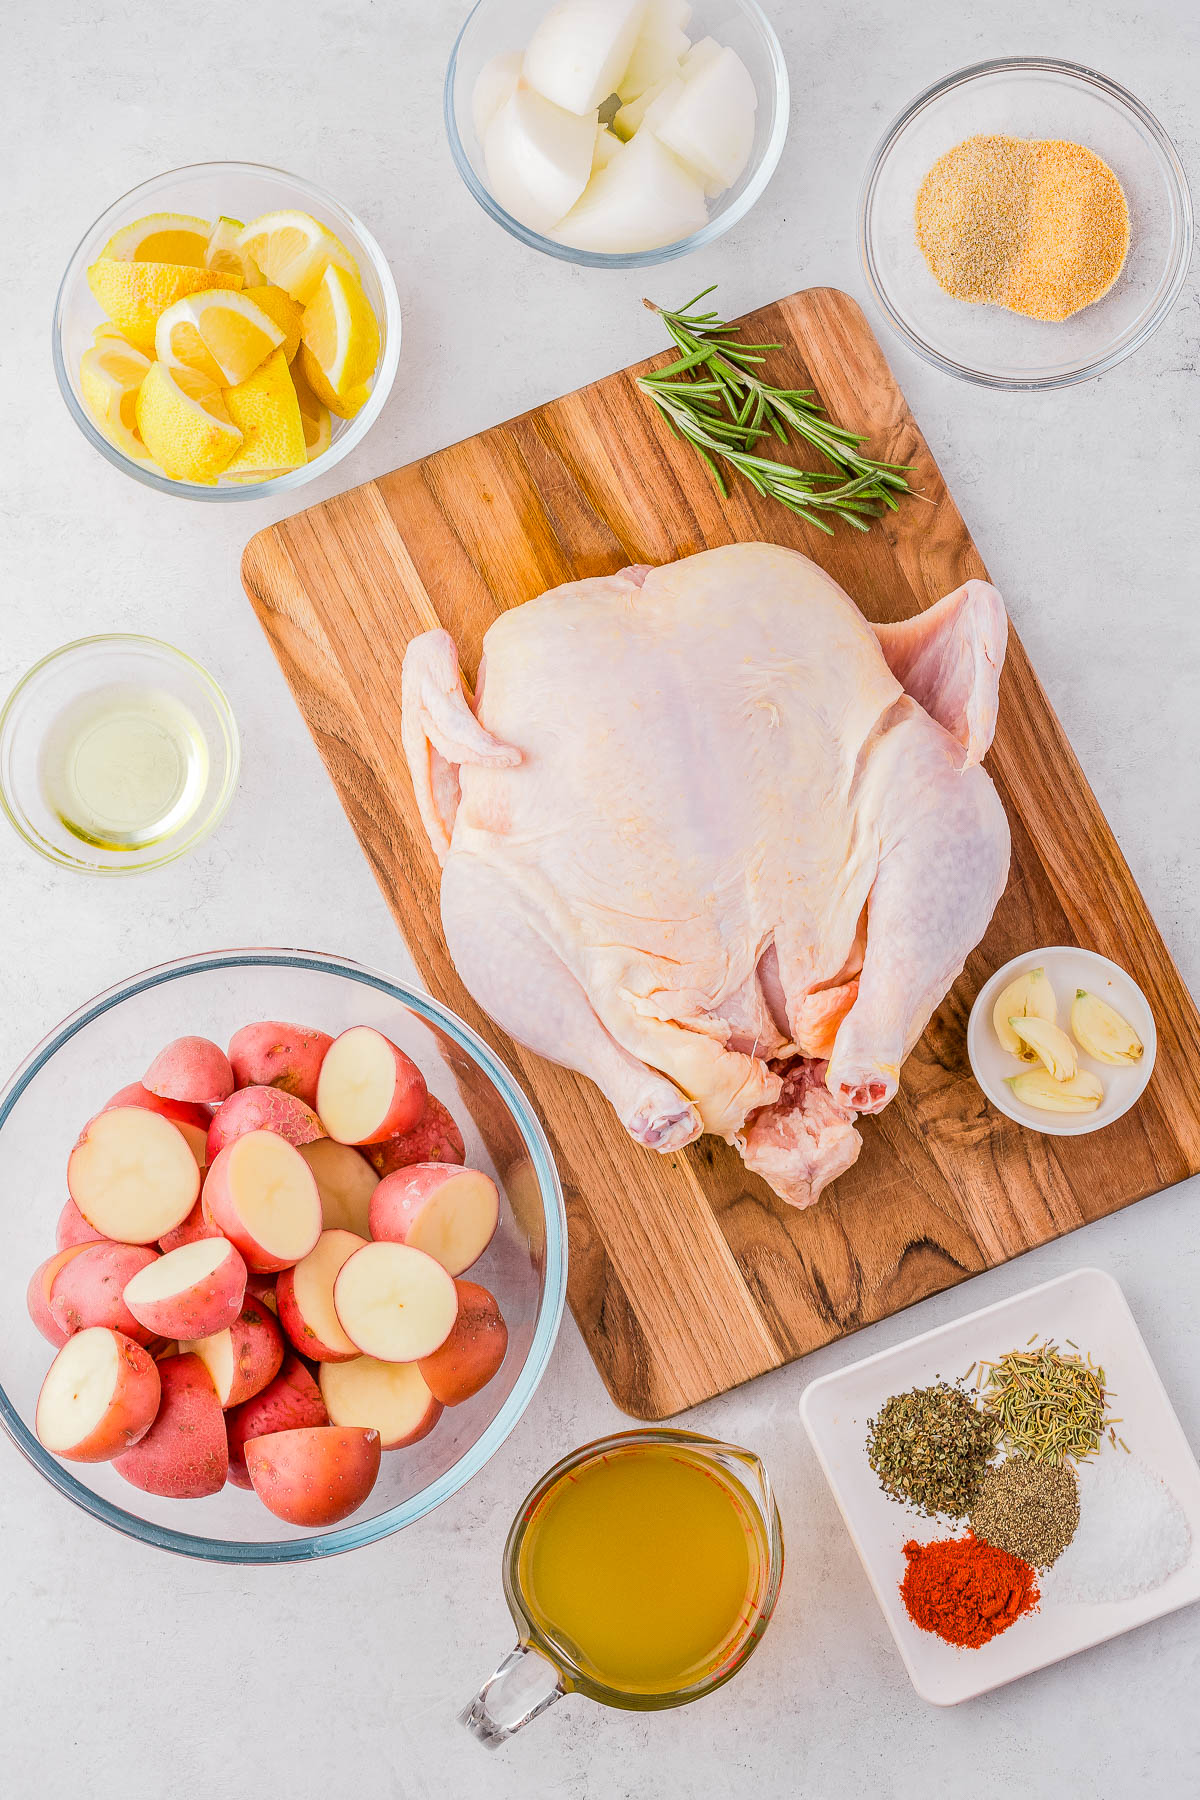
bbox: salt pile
[1048,1453,1191,1604]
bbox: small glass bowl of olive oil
[0,636,239,873]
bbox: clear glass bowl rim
[52,159,402,500]
[0,633,242,874]
[0,947,568,1562]
[858,55,1194,391]
[443,0,791,268]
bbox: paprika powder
[900,1534,1039,1647]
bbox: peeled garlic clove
[1007,1068,1104,1114]
[1070,989,1144,1065]
[991,967,1056,1057]
[1008,1016,1078,1081]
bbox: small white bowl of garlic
[967,947,1157,1136]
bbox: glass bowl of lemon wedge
[53,162,402,500]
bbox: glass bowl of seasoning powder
[859,58,1192,388]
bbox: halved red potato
[27,1244,95,1346]
[418,1281,509,1405]
[202,1130,322,1273]
[181,1295,284,1408]
[158,1199,223,1254]
[123,1237,247,1340]
[225,1353,327,1488]
[276,1229,365,1361]
[368,1164,499,1277]
[365,1096,466,1178]
[227,1021,333,1108]
[316,1027,427,1146]
[69,1107,200,1244]
[298,1139,378,1236]
[206,1086,325,1162]
[56,1198,109,1250]
[113,1352,228,1497]
[49,1241,160,1344]
[333,1241,458,1362]
[144,1036,234,1106]
[36,1327,161,1462]
[104,1083,210,1169]
[246,1271,279,1314]
[319,1355,442,1449]
[246,1425,381,1525]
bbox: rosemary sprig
[978,1340,1110,1466]
[638,287,915,535]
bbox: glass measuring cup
[462,1428,784,1745]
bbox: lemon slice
[156,289,285,386]
[78,341,154,464]
[222,348,307,479]
[135,362,242,483]
[299,265,380,418]
[101,212,213,266]
[92,321,133,347]
[291,359,332,461]
[204,216,265,287]
[87,260,240,355]
[246,285,304,363]
[236,209,359,305]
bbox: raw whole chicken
[402,544,1010,1207]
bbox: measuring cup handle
[460,1644,565,1746]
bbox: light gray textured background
[4,1,1198,1794]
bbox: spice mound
[1048,1455,1191,1604]
[900,1534,1039,1647]
[969,1457,1079,1570]
[979,1338,1111,1463]
[914,134,1130,321]
[866,1382,999,1519]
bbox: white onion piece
[592,124,623,171]
[552,127,707,252]
[613,73,679,141]
[680,34,722,78]
[471,51,522,142]
[652,45,757,193]
[484,83,595,232]
[617,12,690,103]
[523,0,648,116]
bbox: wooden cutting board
[242,287,1200,1419]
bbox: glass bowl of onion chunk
[445,0,789,265]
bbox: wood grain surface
[242,287,1200,1419]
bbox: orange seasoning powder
[915,134,1130,321]
[900,1534,1039,1648]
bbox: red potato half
[158,1199,223,1254]
[319,1356,442,1450]
[122,1237,248,1340]
[181,1295,284,1409]
[49,1241,160,1345]
[246,1425,381,1526]
[56,1198,108,1250]
[144,1035,234,1106]
[104,1083,210,1169]
[316,1027,427,1146]
[27,1244,92,1346]
[206,1085,325,1162]
[69,1106,200,1244]
[228,1021,334,1108]
[225,1353,327,1488]
[369,1164,499,1277]
[365,1096,466,1179]
[202,1130,322,1273]
[113,1352,228,1497]
[418,1281,508,1406]
[36,1327,160,1462]
[276,1229,365,1362]
[333,1241,458,1363]
[246,1271,279,1314]
[298,1138,378,1236]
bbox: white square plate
[799,1267,1200,1704]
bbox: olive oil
[516,1442,767,1696]
[38,683,209,852]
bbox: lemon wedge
[291,359,332,460]
[204,216,265,286]
[78,340,154,464]
[101,212,212,266]
[156,289,285,386]
[236,209,359,305]
[134,362,242,483]
[299,265,379,418]
[247,285,304,363]
[222,348,307,479]
[87,260,240,356]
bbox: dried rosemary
[866,1382,999,1519]
[978,1340,1111,1465]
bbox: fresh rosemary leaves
[638,288,914,534]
